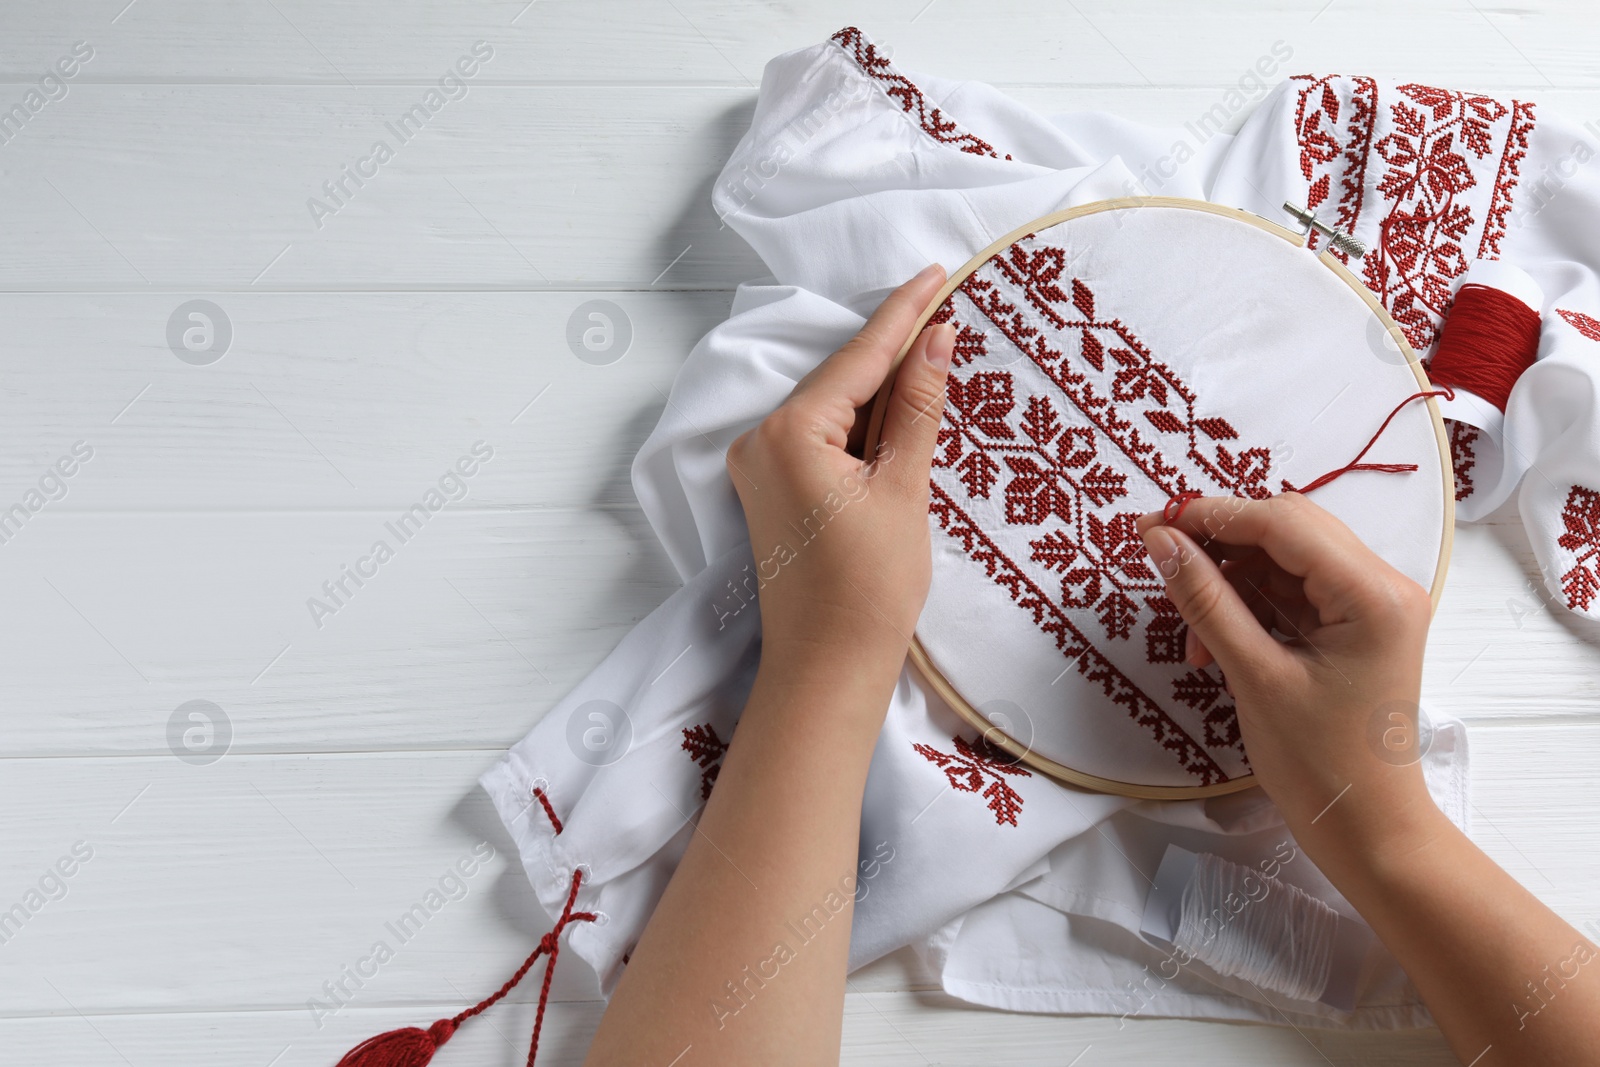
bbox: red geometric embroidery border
[923,231,1268,784]
[1295,75,1378,250]
[952,250,1277,501]
[1448,420,1479,503]
[830,26,1008,160]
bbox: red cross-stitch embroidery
[929,483,1236,785]
[1293,76,1536,353]
[1558,308,1600,342]
[681,723,728,799]
[927,237,1262,784]
[912,734,1032,827]
[1295,75,1378,240]
[1557,485,1600,612]
[830,27,1008,160]
[1449,420,1479,502]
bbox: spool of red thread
[1428,266,1543,413]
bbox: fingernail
[925,323,955,370]
[1141,525,1180,583]
[914,262,945,283]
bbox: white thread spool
[1172,851,1338,1003]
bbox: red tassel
[336,1019,457,1067]
[331,863,595,1067]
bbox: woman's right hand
[1142,494,1600,1066]
[1137,493,1443,856]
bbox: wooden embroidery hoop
[864,196,1456,801]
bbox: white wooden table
[3,3,1598,1064]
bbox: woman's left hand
[726,264,956,672]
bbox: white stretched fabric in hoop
[903,200,1447,797]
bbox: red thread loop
[1429,283,1541,412]
[1162,388,1454,518]
[332,867,597,1067]
[1164,491,1204,524]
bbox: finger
[1138,493,1389,621]
[1142,524,1284,679]
[793,263,947,409]
[1222,555,1319,640]
[875,324,955,492]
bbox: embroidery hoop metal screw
[1283,201,1366,260]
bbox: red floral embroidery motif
[681,723,728,799]
[1558,308,1600,342]
[1448,420,1479,502]
[912,735,1032,827]
[830,27,1007,160]
[928,238,1260,784]
[1557,485,1600,612]
[1293,77,1536,353]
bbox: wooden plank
[1423,516,1600,721]
[2,510,1597,757]
[0,292,726,510]
[0,724,1594,1017]
[0,0,1595,89]
[0,508,683,756]
[0,998,1463,1066]
[0,87,766,291]
[1,510,1597,758]
[7,81,1600,291]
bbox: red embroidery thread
[681,723,729,799]
[1557,485,1600,612]
[1558,308,1600,342]
[1429,282,1541,412]
[829,27,1008,160]
[912,734,1032,827]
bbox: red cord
[532,784,564,835]
[331,784,594,1067]
[451,869,597,1066]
